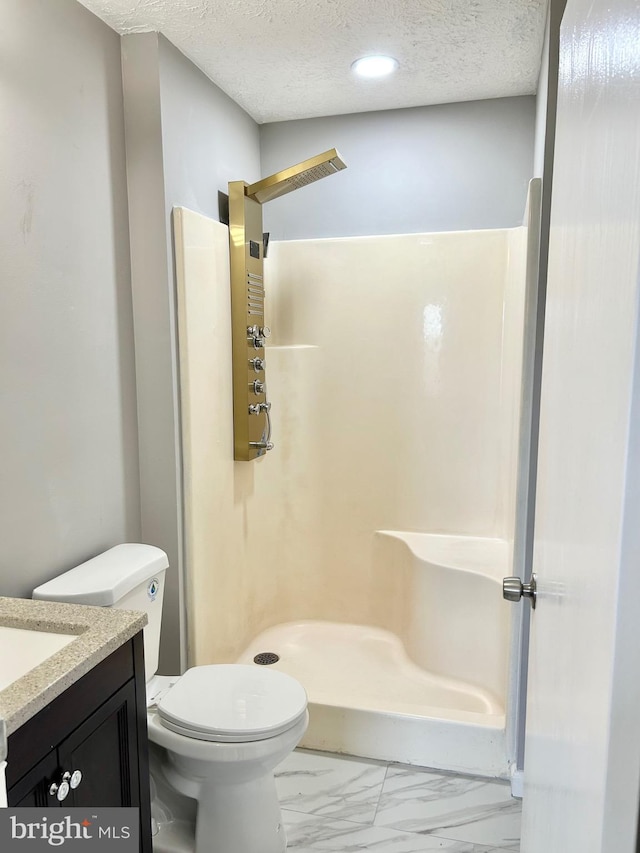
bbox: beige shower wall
[267,230,525,634]
[174,208,322,664]
[504,226,528,551]
[174,209,526,664]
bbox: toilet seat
[156,664,308,743]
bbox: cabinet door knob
[49,779,70,801]
[69,770,83,790]
[49,769,81,800]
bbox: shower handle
[249,402,274,452]
[502,575,537,609]
[249,401,271,415]
[247,325,271,340]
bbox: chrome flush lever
[503,574,537,609]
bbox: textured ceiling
[78,0,548,124]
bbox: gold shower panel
[229,181,269,461]
[228,149,346,461]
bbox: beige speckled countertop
[0,597,147,735]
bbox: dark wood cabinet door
[7,751,59,808]
[5,635,151,852]
[58,680,140,809]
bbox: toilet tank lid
[32,544,169,607]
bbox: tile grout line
[281,806,387,830]
[370,760,391,825]
[281,808,516,852]
[280,753,522,850]
[368,765,523,849]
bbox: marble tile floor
[275,749,521,853]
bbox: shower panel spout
[228,149,346,461]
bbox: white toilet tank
[33,544,168,682]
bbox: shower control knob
[252,380,265,394]
[250,357,265,372]
[502,575,537,609]
[247,325,270,340]
[252,338,265,349]
[248,404,261,415]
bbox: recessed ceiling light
[351,55,399,79]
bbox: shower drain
[253,652,280,666]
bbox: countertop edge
[0,597,148,736]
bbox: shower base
[237,620,507,778]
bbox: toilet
[33,543,308,853]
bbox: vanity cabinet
[6,633,151,853]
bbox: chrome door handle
[503,574,537,608]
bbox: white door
[520,0,640,851]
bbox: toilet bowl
[32,545,308,853]
[147,664,308,853]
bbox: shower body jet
[228,149,346,461]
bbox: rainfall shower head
[246,148,347,204]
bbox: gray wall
[261,96,536,240]
[533,15,551,178]
[158,37,261,220]
[0,0,140,597]
[121,33,260,672]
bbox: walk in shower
[173,207,528,778]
